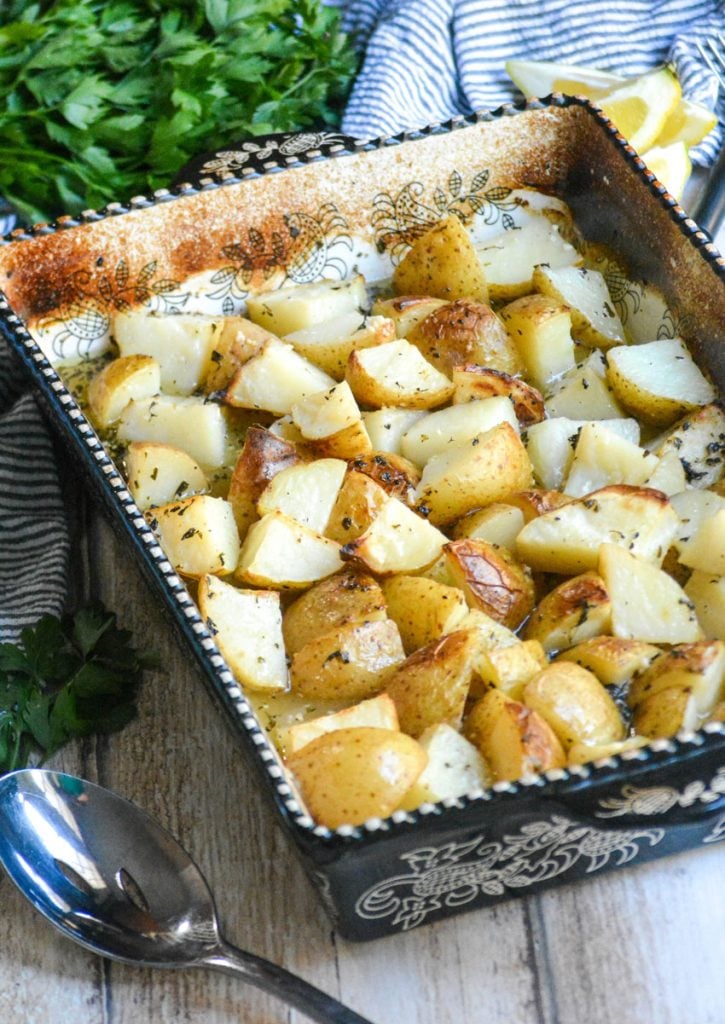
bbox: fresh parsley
[0,0,358,224]
[0,603,156,775]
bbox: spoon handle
[202,940,376,1024]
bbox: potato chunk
[443,539,535,630]
[524,572,611,653]
[500,294,575,389]
[227,426,302,535]
[678,510,725,575]
[407,299,521,375]
[524,416,639,490]
[452,504,525,549]
[291,381,371,459]
[386,629,481,737]
[606,338,716,427]
[246,275,367,335]
[516,486,679,574]
[557,637,660,686]
[393,216,488,303]
[147,496,240,578]
[632,687,700,738]
[477,216,580,303]
[198,576,287,692]
[523,663,625,750]
[684,572,725,640]
[628,642,725,717]
[532,264,625,349]
[464,689,566,782]
[650,402,725,488]
[361,408,426,455]
[114,311,224,395]
[452,366,545,426]
[545,351,626,421]
[282,569,387,655]
[117,395,227,469]
[474,640,548,701]
[290,619,406,702]
[125,442,208,511]
[325,471,389,544]
[416,422,533,526]
[398,724,490,809]
[88,355,160,428]
[382,575,469,654]
[203,317,277,393]
[599,543,702,644]
[346,338,454,410]
[236,511,342,589]
[400,397,518,468]
[370,295,448,338]
[341,496,446,574]
[225,338,335,415]
[285,313,394,379]
[286,727,426,828]
[282,694,399,755]
[563,422,658,497]
[256,458,347,533]
[346,452,420,507]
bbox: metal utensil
[0,768,374,1024]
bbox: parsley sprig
[0,0,358,225]
[0,604,156,775]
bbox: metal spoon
[0,768,374,1024]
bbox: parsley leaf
[0,602,157,775]
[0,0,358,224]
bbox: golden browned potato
[382,575,469,654]
[398,723,490,809]
[407,299,521,376]
[473,640,548,701]
[197,575,288,693]
[290,381,372,460]
[203,317,279,393]
[523,572,611,653]
[628,642,725,717]
[632,686,699,738]
[282,694,399,756]
[88,354,160,428]
[443,538,535,629]
[282,569,387,655]
[147,495,240,578]
[386,629,481,737]
[506,489,571,523]
[416,422,533,526]
[225,338,336,415]
[347,452,420,507]
[516,485,679,574]
[392,216,488,303]
[684,572,725,640]
[522,662,625,750]
[290,619,406,702]
[285,313,394,380]
[557,636,660,686]
[371,295,448,338]
[325,471,389,544]
[227,426,303,534]
[452,366,545,426]
[236,511,342,589]
[340,496,446,575]
[499,294,575,389]
[125,442,208,511]
[346,339,455,410]
[286,727,427,828]
[464,689,566,782]
[568,736,649,765]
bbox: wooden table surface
[1,476,723,1024]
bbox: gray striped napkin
[1,0,722,641]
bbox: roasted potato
[523,416,639,490]
[557,636,660,686]
[382,574,469,654]
[452,504,526,548]
[392,216,488,303]
[386,629,481,737]
[346,338,454,409]
[464,689,566,782]
[684,572,725,640]
[202,317,278,393]
[524,572,611,653]
[361,407,426,455]
[286,727,426,828]
[226,426,303,535]
[473,640,548,701]
[407,299,521,376]
[563,422,658,497]
[398,723,490,809]
[290,381,371,459]
[545,351,626,421]
[147,495,240,578]
[678,509,725,575]
[340,495,446,574]
[568,736,649,765]
[443,538,535,629]
[285,313,394,379]
[282,694,399,756]
[400,396,518,468]
[532,264,626,349]
[606,338,716,427]
[290,619,406,702]
[522,662,625,749]
[650,402,725,488]
[455,607,521,651]
[114,311,227,395]
[643,450,688,496]
[225,338,335,416]
[325,471,389,544]
[669,489,725,554]
[476,215,580,303]
[370,295,448,338]
[499,294,575,389]
[256,458,347,534]
[416,422,533,526]
[236,510,342,589]
[452,366,545,426]
[346,451,420,507]
[88,354,160,428]
[516,485,679,574]
[632,687,700,738]
[628,642,725,716]
[282,569,387,655]
[117,395,227,469]
[246,275,367,335]
[198,575,288,692]
[125,442,208,512]
[506,489,571,523]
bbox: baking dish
[0,96,723,940]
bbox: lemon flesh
[598,66,682,153]
[656,97,718,148]
[640,142,692,201]
[505,59,623,100]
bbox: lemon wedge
[655,96,718,148]
[596,66,682,153]
[505,58,624,100]
[640,141,692,200]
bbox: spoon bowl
[0,769,373,1024]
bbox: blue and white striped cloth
[1,0,723,639]
[341,0,724,165]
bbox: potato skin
[325,471,389,544]
[382,574,469,654]
[507,489,571,523]
[408,299,522,376]
[371,295,448,338]
[522,662,625,749]
[286,727,427,828]
[523,572,611,653]
[443,538,535,629]
[392,216,489,303]
[282,569,387,655]
[347,452,420,507]
[452,365,545,425]
[227,426,303,534]
[632,687,698,738]
[556,636,660,686]
[464,689,566,782]
[386,629,480,737]
[290,619,406,702]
